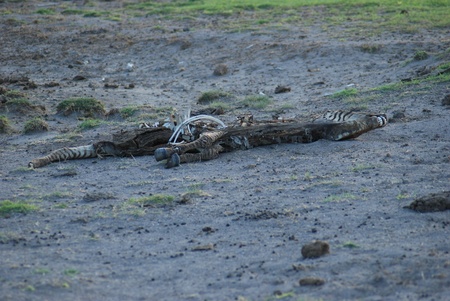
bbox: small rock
[405,191,450,212]
[301,240,330,259]
[442,94,450,106]
[104,83,119,89]
[292,264,307,271]
[299,277,325,286]
[274,85,291,94]
[213,64,228,76]
[44,81,60,88]
[73,75,87,81]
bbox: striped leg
[155,131,225,168]
[326,114,388,141]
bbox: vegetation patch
[329,88,358,99]
[0,200,39,217]
[63,269,79,276]
[197,90,234,104]
[23,117,49,134]
[360,44,382,53]
[77,118,103,131]
[1,97,45,115]
[4,89,26,98]
[35,8,55,15]
[413,50,429,61]
[56,97,105,117]
[128,194,175,208]
[343,241,360,249]
[241,95,272,109]
[0,115,13,133]
[120,106,139,119]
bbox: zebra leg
[325,114,387,141]
[164,143,224,169]
[155,130,225,162]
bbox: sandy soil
[1,1,449,300]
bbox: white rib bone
[169,115,227,143]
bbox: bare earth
[1,2,449,300]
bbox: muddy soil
[1,1,449,300]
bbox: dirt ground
[1,1,449,300]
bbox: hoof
[165,153,180,169]
[155,148,171,161]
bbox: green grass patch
[396,193,410,200]
[208,101,232,110]
[35,8,55,15]
[5,97,32,106]
[437,61,450,70]
[343,241,360,249]
[56,97,105,117]
[61,9,85,15]
[128,194,175,208]
[0,200,39,217]
[120,106,139,119]
[23,117,49,134]
[63,269,79,276]
[329,88,359,99]
[41,191,73,201]
[123,0,450,33]
[413,50,429,61]
[4,89,26,98]
[241,95,272,109]
[83,10,107,18]
[0,115,12,133]
[197,90,234,104]
[34,268,51,275]
[77,118,103,131]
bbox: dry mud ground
[1,1,450,300]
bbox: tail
[29,144,98,168]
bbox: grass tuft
[197,90,234,104]
[56,97,105,117]
[120,106,139,119]
[77,119,103,131]
[23,117,49,134]
[413,50,429,61]
[0,200,39,217]
[0,115,13,133]
[35,8,55,15]
[329,88,358,99]
[343,241,360,249]
[128,194,175,208]
[241,95,272,109]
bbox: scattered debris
[301,240,330,259]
